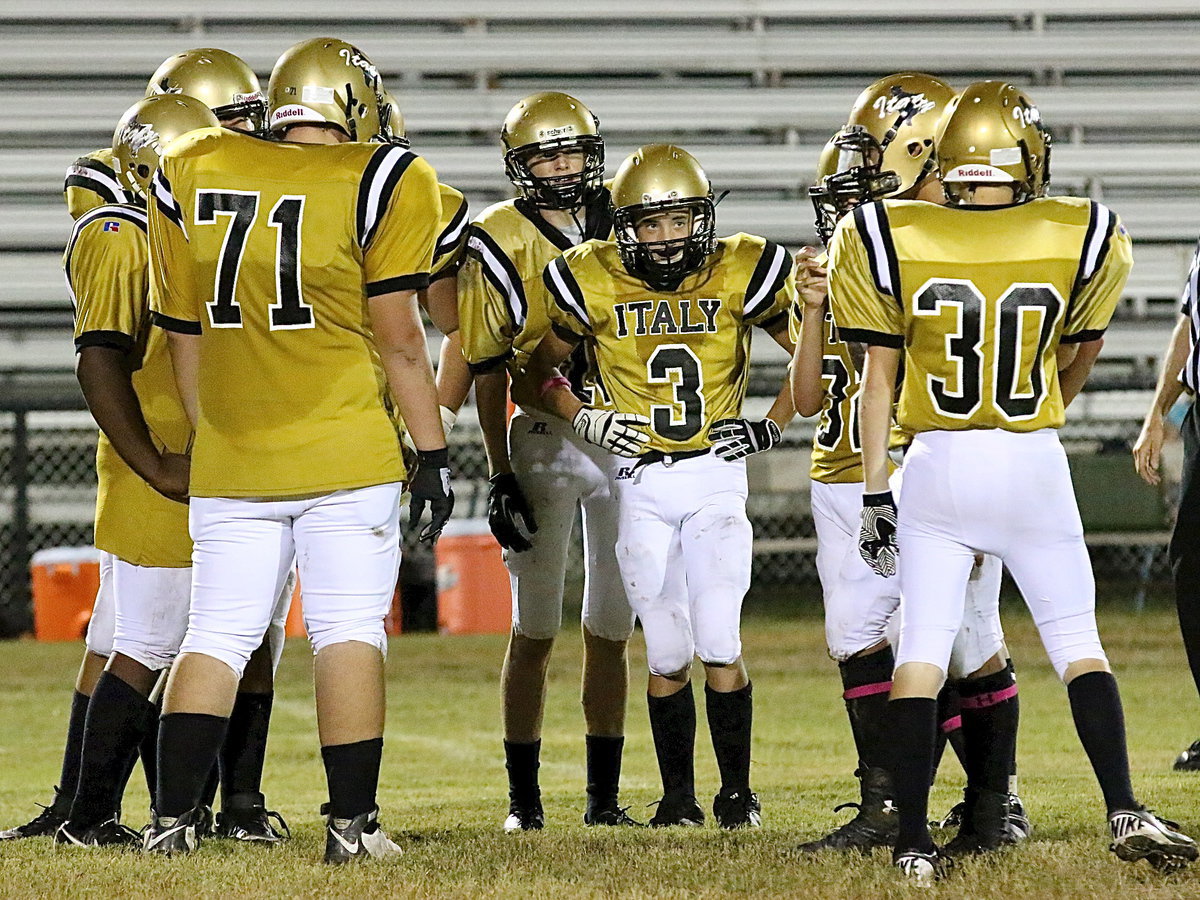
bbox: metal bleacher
[2,2,1198,397]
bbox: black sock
[1067,671,1137,814]
[706,681,753,793]
[54,691,91,814]
[137,698,161,806]
[888,697,938,854]
[647,682,696,799]
[585,735,624,807]
[838,647,894,772]
[199,762,220,810]
[219,691,274,807]
[931,681,965,783]
[68,672,153,828]
[321,737,383,820]
[957,662,1019,795]
[156,713,228,819]
[504,739,542,806]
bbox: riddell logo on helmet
[271,105,322,125]
[945,164,1014,182]
[537,125,576,139]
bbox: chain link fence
[0,391,1172,638]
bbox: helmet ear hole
[907,141,924,158]
[136,164,150,179]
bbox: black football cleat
[323,806,402,864]
[0,789,70,840]
[584,798,644,827]
[649,793,705,828]
[504,795,545,833]
[713,788,762,830]
[798,767,896,853]
[142,808,203,857]
[55,818,141,848]
[943,788,1016,857]
[893,847,951,884]
[1173,740,1200,771]
[215,793,290,844]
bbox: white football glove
[571,407,652,457]
[858,490,899,578]
[708,417,781,461]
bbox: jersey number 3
[196,190,314,330]
[647,345,704,440]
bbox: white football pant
[506,412,635,642]
[813,477,1006,677]
[614,452,752,676]
[895,428,1105,680]
[83,552,116,658]
[182,483,402,677]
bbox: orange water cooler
[436,518,511,634]
[30,546,102,641]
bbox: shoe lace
[262,809,291,838]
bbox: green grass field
[3,598,1200,898]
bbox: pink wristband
[538,374,570,399]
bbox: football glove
[487,472,538,552]
[708,417,781,461]
[571,407,652,457]
[858,490,898,578]
[409,448,454,542]
[439,405,458,435]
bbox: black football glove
[487,472,539,552]
[409,448,454,543]
[708,417,782,461]
[858,490,898,578]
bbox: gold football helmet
[377,90,410,147]
[267,37,382,141]
[936,81,1051,204]
[808,133,845,246]
[145,48,266,132]
[112,95,220,198]
[610,144,716,288]
[826,72,957,206]
[500,91,604,209]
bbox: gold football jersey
[546,234,794,454]
[65,204,192,567]
[431,183,469,282]
[828,196,1132,435]
[64,148,138,220]
[148,128,441,498]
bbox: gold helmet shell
[112,95,220,198]
[936,81,1051,204]
[808,134,843,246]
[610,144,716,288]
[832,72,957,200]
[145,48,266,132]
[268,37,382,141]
[500,91,604,209]
[377,90,409,147]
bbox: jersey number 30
[915,280,1063,421]
[196,190,314,330]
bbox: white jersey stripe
[1081,204,1113,282]
[860,203,896,297]
[469,232,527,328]
[744,242,789,319]
[547,259,589,329]
[1182,241,1200,392]
[361,147,411,248]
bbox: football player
[792,74,1025,856]
[523,144,796,828]
[830,81,1195,881]
[457,92,640,831]
[52,95,217,848]
[2,50,285,846]
[142,37,451,862]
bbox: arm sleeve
[363,152,441,297]
[741,239,795,329]
[1180,240,1199,318]
[457,228,519,374]
[1064,209,1133,343]
[67,217,149,352]
[147,164,203,335]
[64,154,129,221]
[827,218,904,348]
